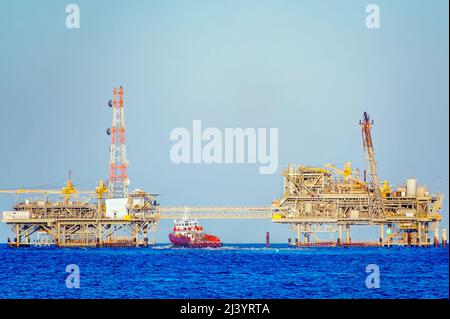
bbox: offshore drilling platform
[0,88,447,248]
[1,87,160,247]
[272,114,445,247]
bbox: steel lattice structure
[108,86,129,198]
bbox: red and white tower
[107,86,129,198]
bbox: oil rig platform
[1,87,160,247]
[1,186,160,247]
[272,112,445,247]
[272,165,445,247]
[0,87,446,248]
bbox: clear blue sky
[0,0,448,243]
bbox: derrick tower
[107,86,129,198]
[360,112,384,220]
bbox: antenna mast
[107,86,129,198]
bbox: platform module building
[272,165,444,246]
[1,186,160,247]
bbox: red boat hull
[169,233,222,248]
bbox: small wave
[152,245,173,250]
[218,246,290,252]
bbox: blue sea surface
[0,244,448,299]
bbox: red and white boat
[169,208,222,248]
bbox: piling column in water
[379,224,384,246]
[98,222,102,247]
[387,224,392,247]
[304,233,309,244]
[337,224,342,246]
[345,224,351,244]
[266,232,270,248]
[15,224,19,247]
[433,223,439,247]
[442,229,447,248]
[61,226,66,245]
[144,232,148,247]
[417,222,422,247]
[25,228,30,244]
[135,224,139,247]
[56,223,60,246]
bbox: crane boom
[359,112,384,220]
[0,189,94,195]
[0,174,95,196]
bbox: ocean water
[0,244,448,299]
